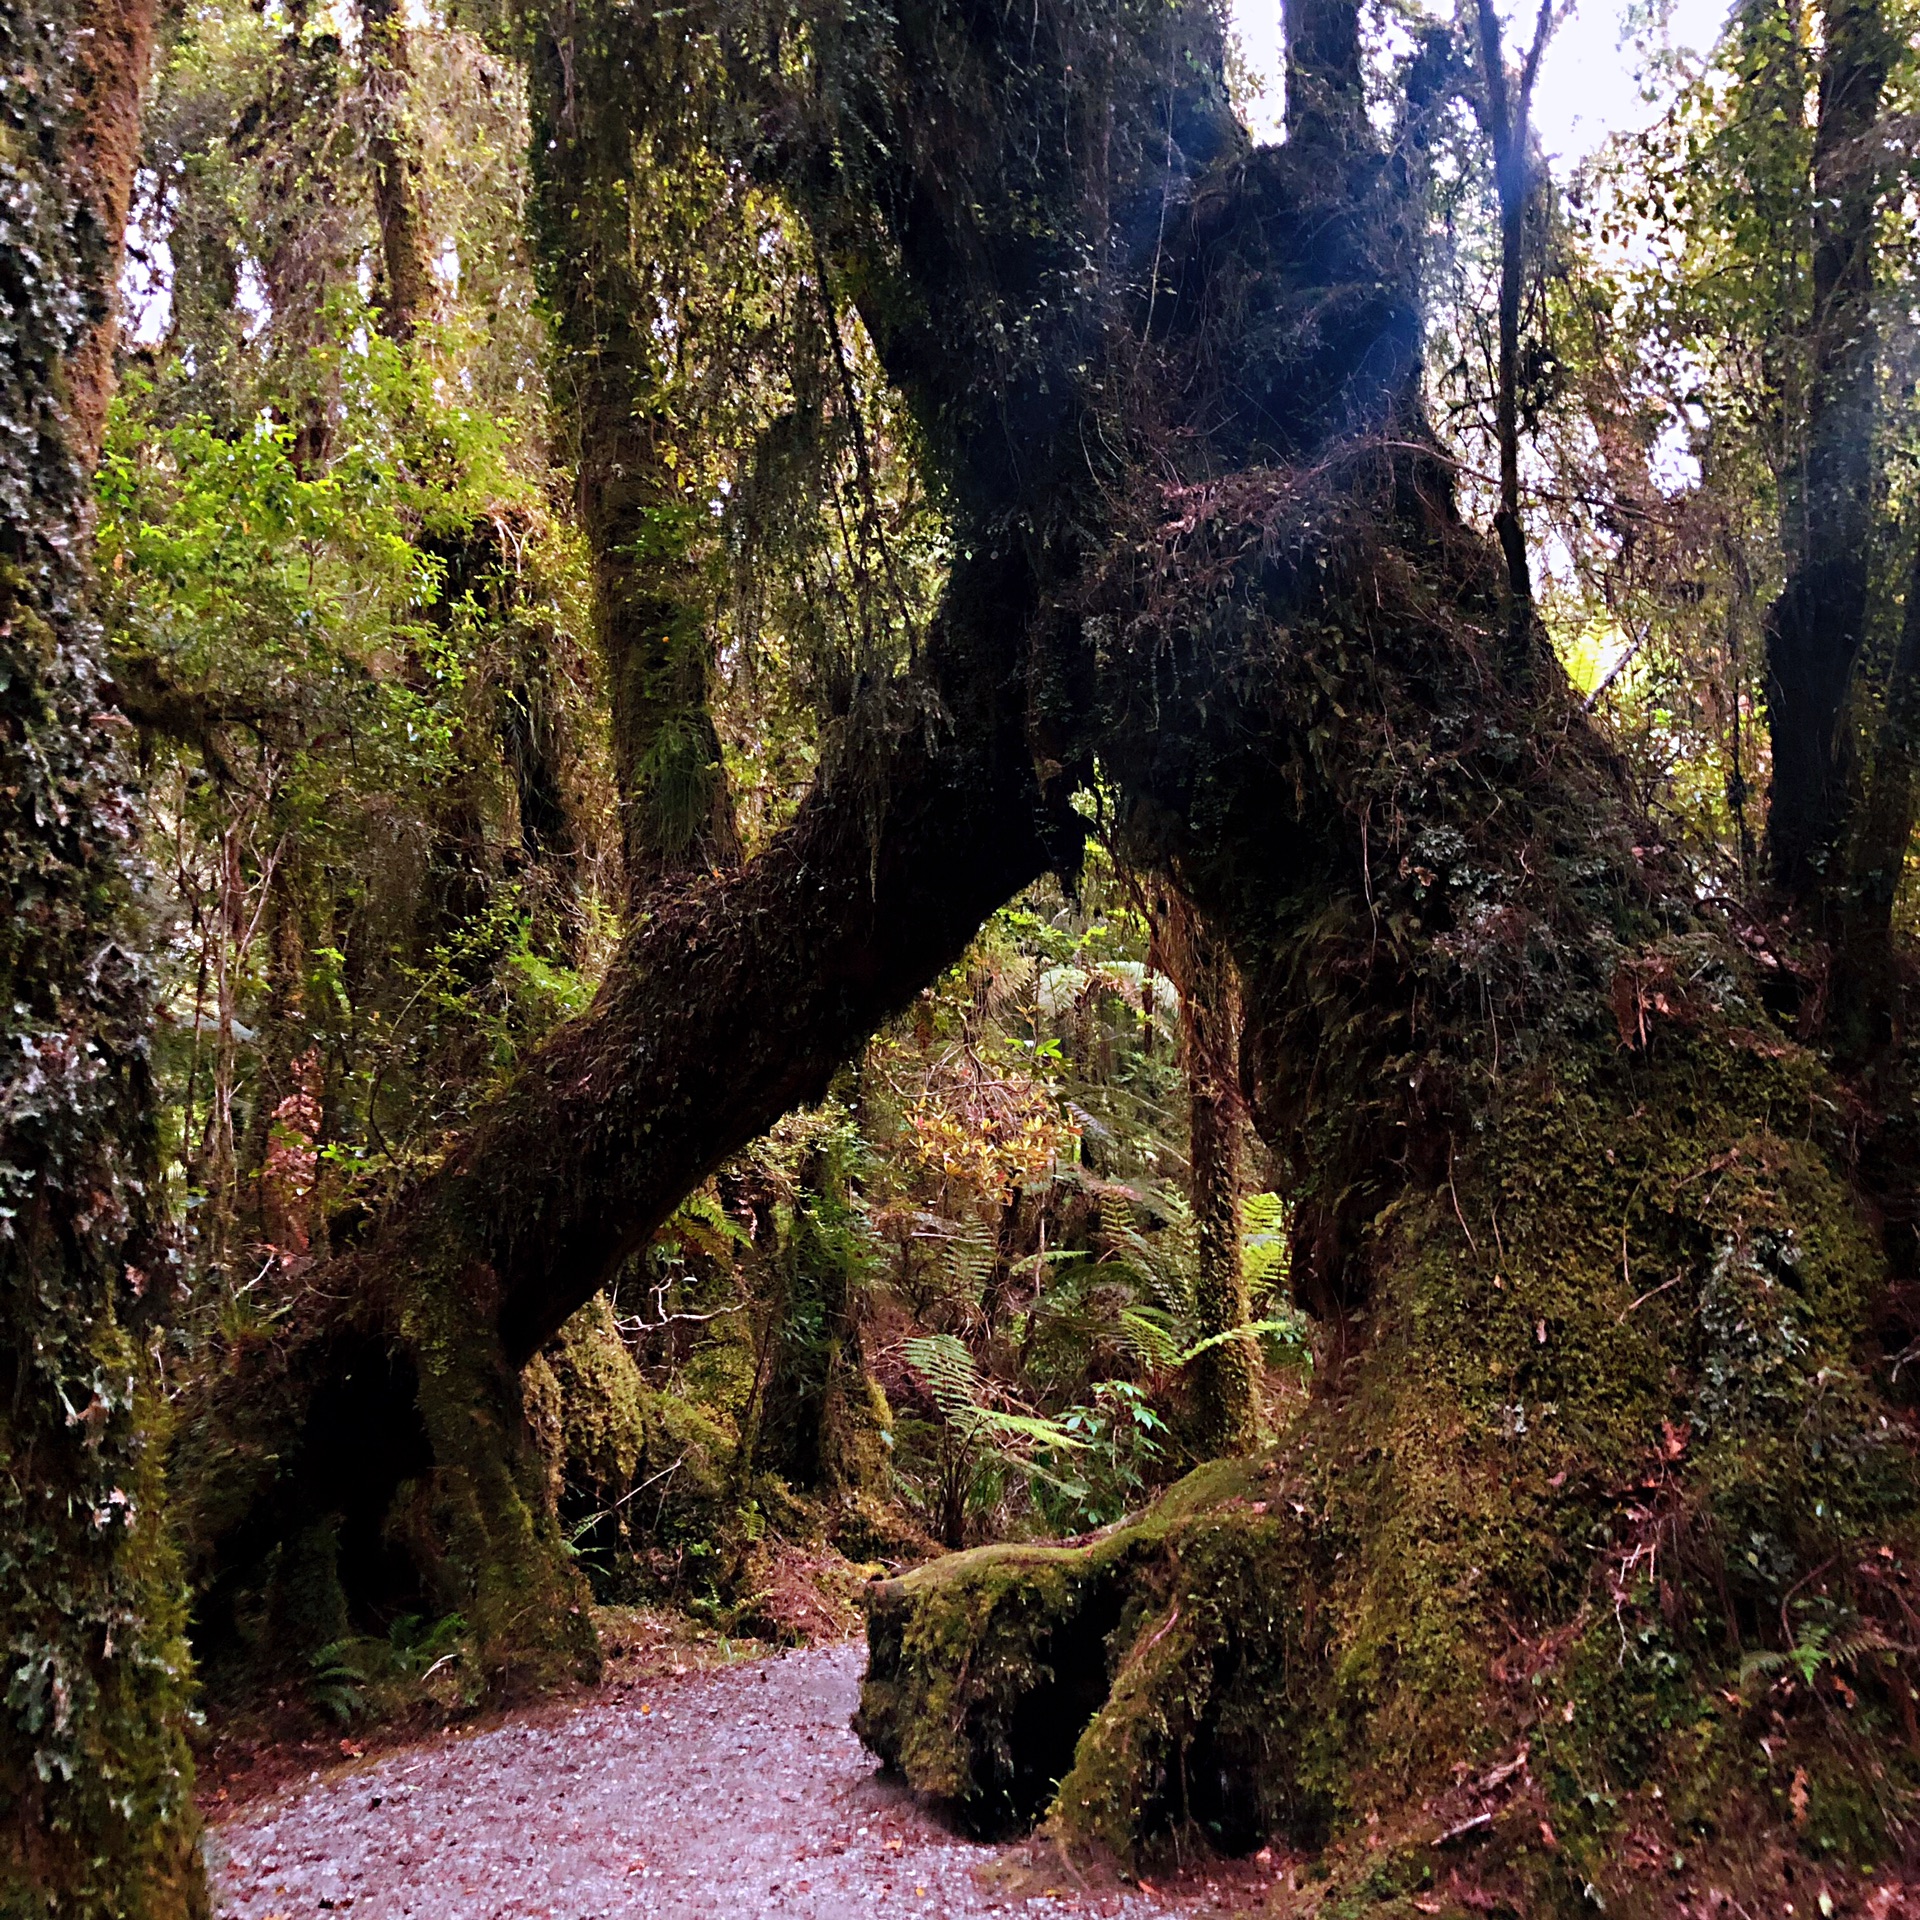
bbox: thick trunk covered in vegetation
[863,429,1914,1898]
[0,0,205,1910]
[852,6,1920,1908]
[1842,533,1920,1055]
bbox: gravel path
[205,1642,1273,1919]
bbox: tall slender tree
[1162,892,1260,1455]
[1764,0,1896,911]
[527,4,741,894]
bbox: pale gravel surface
[206,1642,1263,1919]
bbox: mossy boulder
[857,1458,1299,1842]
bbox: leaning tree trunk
[176,537,1071,1684]
[0,0,205,1910]
[175,0,1190,1681]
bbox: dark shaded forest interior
[7,0,1920,1909]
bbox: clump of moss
[523,1295,914,1649]
[527,1295,648,1502]
[827,1487,940,1568]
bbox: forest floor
[200,1620,1286,1919]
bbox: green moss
[828,1488,939,1566]
[1334,1846,1435,1912]
[541,1295,647,1497]
[1,1323,207,1919]
[527,1294,740,1606]
[398,1256,599,1692]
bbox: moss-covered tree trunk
[361,0,434,341]
[1840,530,1920,1056]
[0,0,205,1908]
[1764,0,1894,912]
[866,419,1918,1892]
[853,3,1920,1907]
[526,3,740,894]
[1163,893,1259,1456]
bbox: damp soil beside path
[202,1637,1286,1919]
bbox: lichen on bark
[0,0,204,1907]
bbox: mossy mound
[827,1487,941,1569]
[525,1295,737,1602]
[857,1458,1291,1840]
